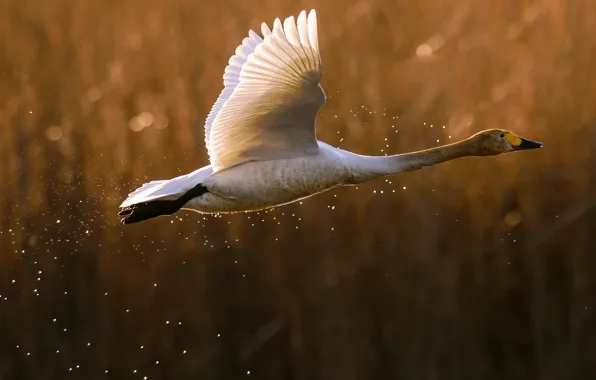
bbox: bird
[118,9,542,225]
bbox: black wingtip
[119,208,133,216]
[119,201,179,225]
[118,183,208,226]
[121,216,137,225]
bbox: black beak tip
[518,138,543,150]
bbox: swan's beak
[505,132,543,150]
[514,137,543,150]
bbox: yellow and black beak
[505,133,543,150]
[514,137,543,150]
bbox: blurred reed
[1,0,596,378]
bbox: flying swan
[119,9,542,225]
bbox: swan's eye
[499,133,505,138]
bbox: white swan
[119,9,542,225]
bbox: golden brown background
[1,0,596,378]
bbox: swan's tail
[118,165,213,225]
[119,183,208,225]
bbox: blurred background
[1,0,596,378]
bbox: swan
[119,9,542,225]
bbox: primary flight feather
[119,9,542,225]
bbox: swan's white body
[119,9,542,223]
[121,141,396,214]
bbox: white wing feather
[119,166,214,208]
[204,30,264,149]
[205,9,325,172]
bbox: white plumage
[120,166,213,208]
[207,10,324,172]
[119,9,542,224]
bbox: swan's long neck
[346,138,477,184]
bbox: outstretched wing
[204,9,325,172]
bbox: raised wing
[204,10,325,172]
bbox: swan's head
[469,129,543,156]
